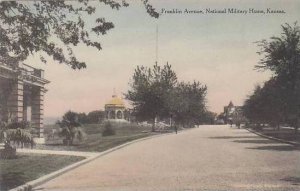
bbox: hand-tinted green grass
[0,154,84,191]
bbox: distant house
[223,101,245,124]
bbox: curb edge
[245,128,300,147]
[9,132,173,191]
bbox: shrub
[57,111,86,145]
[0,141,17,159]
[59,126,86,145]
[0,121,34,149]
[6,121,30,129]
[102,122,116,137]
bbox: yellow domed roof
[105,95,125,107]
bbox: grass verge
[1,123,172,190]
[0,153,84,191]
[37,123,165,152]
[246,126,300,144]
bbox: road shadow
[209,136,258,139]
[233,139,277,144]
[247,145,300,151]
[281,177,300,185]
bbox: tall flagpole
[156,24,158,64]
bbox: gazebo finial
[112,88,116,98]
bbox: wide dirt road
[36,125,300,191]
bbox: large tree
[126,63,177,131]
[0,0,158,69]
[126,63,208,130]
[243,79,285,129]
[168,81,207,127]
[244,23,300,132]
[243,85,264,125]
[255,22,300,132]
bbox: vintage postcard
[0,0,300,190]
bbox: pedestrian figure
[30,138,35,149]
[50,129,56,139]
[174,125,178,134]
[236,122,241,129]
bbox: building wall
[7,79,24,122]
[0,63,49,142]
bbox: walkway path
[35,125,300,191]
[17,148,99,157]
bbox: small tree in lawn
[57,111,85,145]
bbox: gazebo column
[106,110,110,119]
[7,79,24,122]
[121,110,124,119]
[31,86,45,144]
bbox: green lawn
[0,123,168,190]
[246,125,300,144]
[0,154,84,191]
[37,122,163,152]
[258,127,300,143]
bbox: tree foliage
[126,63,177,126]
[0,121,34,148]
[244,80,285,128]
[57,111,85,145]
[256,23,300,78]
[168,81,207,127]
[126,63,208,130]
[244,23,300,132]
[102,121,115,136]
[243,85,264,124]
[87,110,105,123]
[77,112,89,124]
[0,0,158,69]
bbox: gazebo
[104,94,126,121]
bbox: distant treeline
[63,110,106,124]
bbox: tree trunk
[70,136,74,145]
[295,118,300,134]
[152,117,156,132]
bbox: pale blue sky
[26,0,300,118]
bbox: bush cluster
[102,122,116,137]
